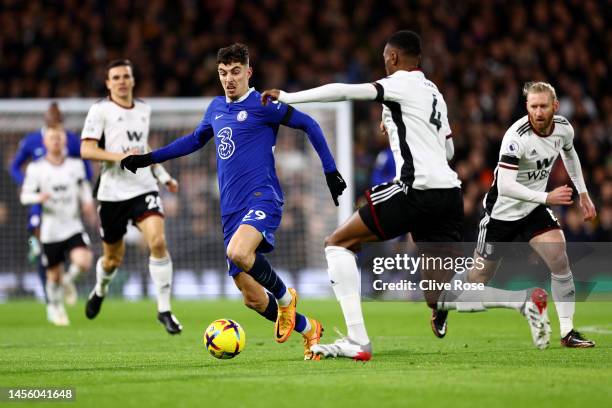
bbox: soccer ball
[204,319,246,359]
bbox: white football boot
[47,304,70,326]
[310,328,372,361]
[521,287,551,349]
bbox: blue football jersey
[194,88,291,216]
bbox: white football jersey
[22,158,89,243]
[484,115,574,221]
[81,98,158,201]
[375,70,461,190]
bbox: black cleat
[560,329,595,348]
[431,309,448,338]
[85,290,105,319]
[158,311,183,335]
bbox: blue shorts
[27,204,42,232]
[222,200,282,277]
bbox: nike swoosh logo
[215,114,224,119]
[276,323,283,339]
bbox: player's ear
[552,98,560,113]
[391,50,399,67]
[247,66,253,79]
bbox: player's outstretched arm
[282,106,347,205]
[121,130,212,174]
[560,146,595,220]
[261,83,378,105]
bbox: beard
[529,113,554,134]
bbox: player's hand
[325,170,347,206]
[39,192,51,203]
[165,179,179,193]
[579,192,596,221]
[261,89,281,105]
[546,185,574,206]
[120,153,153,173]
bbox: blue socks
[258,292,278,322]
[295,313,308,333]
[248,253,287,300]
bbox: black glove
[325,170,347,206]
[120,153,153,174]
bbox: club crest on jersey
[217,127,235,160]
[237,110,248,122]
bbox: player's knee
[226,247,253,271]
[325,232,345,248]
[103,254,123,271]
[148,235,167,257]
[75,250,93,272]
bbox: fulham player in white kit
[21,127,94,326]
[80,59,182,334]
[262,31,463,359]
[437,82,596,348]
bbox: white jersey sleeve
[82,103,104,140]
[497,130,525,170]
[20,163,42,205]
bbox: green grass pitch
[1,299,610,407]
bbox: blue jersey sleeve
[151,107,214,163]
[281,106,337,173]
[9,133,37,185]
[66,131,93,181]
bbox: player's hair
[387,30,422,57]
[523,82,558,101]
[106,59,134,78]
[217,43,249,66]
[44,101,64,127]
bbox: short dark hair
[387,30,422,57]
[217,43,249,66]
[106,59,134,78]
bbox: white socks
[149,255,173,313]
[46,280,63,306]
[94,257,117,297]
[438,273,526,312]
[277,290,292,307]
[551,271,575,337]
[325,246,370,345]
[65,263,81,284]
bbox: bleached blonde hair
[523,82,558,101]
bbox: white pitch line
[575,325,612,334]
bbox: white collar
[226,87,255,103]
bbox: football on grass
[204,319,246,359]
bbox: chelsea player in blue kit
[121,44,347,360]
[10,102,93,304]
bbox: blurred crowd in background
[1,0,610,242]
